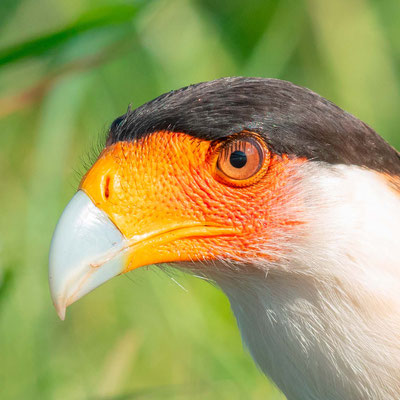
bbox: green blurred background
[1,0,400,399]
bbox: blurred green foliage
[0,0,399,399]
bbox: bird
[49,77,400,400]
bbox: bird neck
[217,164,400,400]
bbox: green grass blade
[0,267,14,310]
[244,0,305,78]
[194,0,280,63]
[0,3,144,67]
[0,0,23,27]
[306,0,400,142]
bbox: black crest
[108,77,400,174]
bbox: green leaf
[0,3,144,67]
[0,0,23,27]
[244,0,306,78]
[0,267,14,308]
[194,0,280,64]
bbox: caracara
[49,77,400,400]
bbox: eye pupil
[230,150,247,168]
[216,136,268,184]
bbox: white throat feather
[201,163,400,400]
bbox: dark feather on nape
[105,77,400,175]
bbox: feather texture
[185,163,400,400]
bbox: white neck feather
[216,164,400,400]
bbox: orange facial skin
[383,173,400,196]
[80,131,305,272]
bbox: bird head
[49,77,400,399]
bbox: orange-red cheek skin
[80,132,306,269]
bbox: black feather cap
[108,77,400,174]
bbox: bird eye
[217,136,266,182]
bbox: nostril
[104,176,111,199]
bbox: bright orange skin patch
[80,132,304,272]
[382,173,400,196]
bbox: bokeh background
[1,0,400,399]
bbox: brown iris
[217,136,267,183]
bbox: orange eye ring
[215,134,270,187]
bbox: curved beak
[49,191,128,320]
[49,140,239,321]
